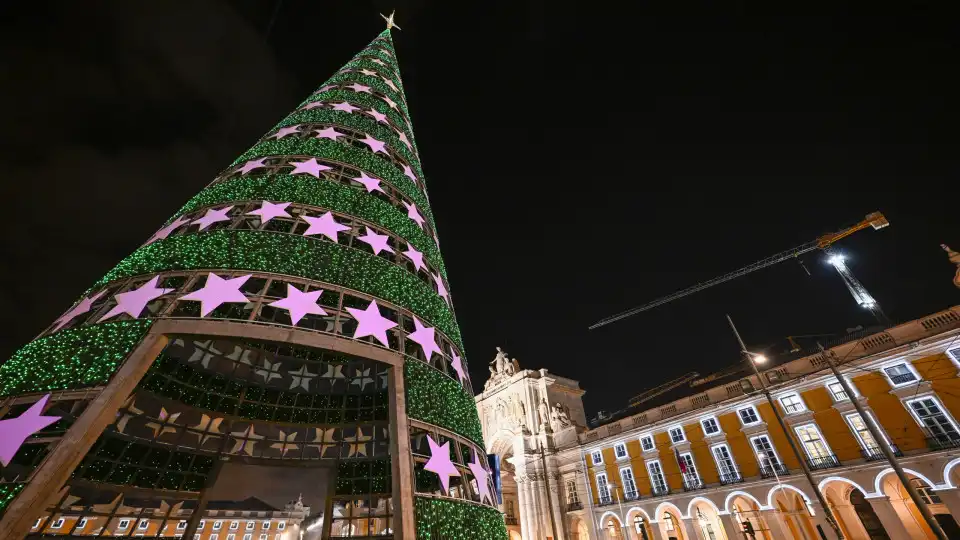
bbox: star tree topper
[381,10,401,31]
[0,394,60,467]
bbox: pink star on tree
[302,212,349,242]
[289,158,332,178]
[268,285,327,326]
[407,317,443,361]
[467,450,492,504]
[450,352,467,384]
[403,244,425,272]
[332,102,359,114]
[357,227,394,256]
[433,272,449,303]
[402,164,417,184]
[145,216,190,245]
[403,201,425,229]
[315,127,345,141]
[99,276,173,322]
[317,84,336,92]
[360,69,377,77]
[246,201,291,224]
[397,132,412,150]
[0,394,60,467]
[354,172,383,194]
[424,435,461,494]
[383,96,398,110]
[372,58,386,66]
[192,206,234,231]
[359,134,387,154]
[237,158,268,175]
[346,300,397,347]
[52,290,107,332]
[366,108,388,124]
[271,125,300,139]
[347,83,371,94]
[303,101,325,110]
[178,273,251,317]
[382,77,398,92]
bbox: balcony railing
[623,491,639,501]
[759,463,789,479]
[682,477,704,492]
[861,445,902,461]
[597,496,615,507]
[806,454,841,471]
[505,516,518,526]
[926,436,960,451]
[651,485,670,497]
[719,472,744,485]
[889,373,917,385]
[566,501,583,512]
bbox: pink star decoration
[366,108,388,124]
[357,227,394,256]
[269,285,327,326]
[450,352,467,384]
[360,134,387,154]
[347,83,371,94]
[52,290,107,332]
[303,101,325,110]
[178,273,251,317]
[289,158,332,178]
[403,201,425,229]
[302,212,350,242]
[360,69,377,77]
[468,450,492,504]
[398,132,412,150]
[246,201,291,224]
[145,216,190,245]
[354,172,383,194]
[315,126,345,141]
[271,125,300,139]
[402,164,417,183]
[332,102,359,114]
[99,276,173,322]
[383,96,398,109]
[407,317,443,361]
[0,394,60,467]
[382,77,398,92]
[237,158,268,175]
[403,244,425,272]
[317,84,336,93]
[346,300,397,347]
[433,272,449,303]
[192,206,234,231]
[424,435,461,495]
[372,58,386,66]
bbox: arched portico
[625,507,655,540]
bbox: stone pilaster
[865,496,912,540]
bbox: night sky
[1,2,957,417]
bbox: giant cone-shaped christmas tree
[0,26,506,540]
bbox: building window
[906,396,960,444]
[796,424,832,460]
[119,519,131,530]
[246,522,255,531]
[712,444,739,480]
[591,450,603,465]
[260,535,268,540]
[51,518,65,529]
[883,363,918,386]
[640,435,655,451]
[199,521,206,530]
[606,519,620,537]
[948,347,960,367]
[596,473,612,504]
[195,535,201,540]
[646,460,668,494]
[668,426,685,443]
[138,520,150,530]
[213,521,223,531]
[227,535,235,540]
[262,521,270,530]
[663,513,676,531]
[827,382,849,401]
[614,443,628,459]
[277,522,286,531]
[506,500,515,518]
[846,413,883,450]
[275,535,281,540]
[633,514,646,533]
[210,536,218,540]
[780,394,805,414]
[738,406,760,425]
[911,479,942,505]
[566,480,580,504]
[77,518,88,529]
[751,435,781,467]
[678,452,701,488]
[243,535,252,540]
[230,521,239,530]
[33,518,43,529]
[619,467,638,500]
[701,417,720,436]
[178,522,188,530]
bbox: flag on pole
[675,448,687,474]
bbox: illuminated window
[738,406,760,425]
[620,467,638,499]
[213,521,223,531]
[230,521,239,531]
[606,519,620,537]
[827,382,849,401]
[119,519,131,530]
[138,520,149,530]
[751,435,781,468]
[77,518,88,529]
[596,473,611,504]
[780,394,805,414]
[883,363,918,386]
[614,443,628,459]
[712,444,739,479]
[907,396,960,444]
[678,453,701,488]
[796,424,832,459]
[277,522,286,531]
[846,413,882,450]
[646,460,667,494]
[663,513,677,531]
[33,519,43,529]
[591,450,603,465]
[566,480,580,504]
[633,514,645,533]
[177,522,188,530]
[911,479,942,505]
[246,522,255,531]
[639,435,654,451]
[262,521,270,530]
[51,518,65,529]
[668,426,685,443]
[701,417,720,435]
[199,521,206,530]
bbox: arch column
[679,517,704,540]
[719,513,741,540]
[864,497,911,540]
[934,488,960,524]
[760,510,790,539]
[647,521,665,540]
[517,477,534,540]
[807,502,839,540]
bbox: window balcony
[566,502,583,512]
[759,463,789,479]
[651,485,670,498]
[806,455,841,471]
[682,478,704,492]
[623,491,639,501]
[889,373,917,385]
[925,436,960,451]
[597,496,614,507]
[719,473,744,485]
[505,516,518,526]
[860,445,902,462]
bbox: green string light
[0,484,25,516]
[414,497,508,540]
[405,359,482,446]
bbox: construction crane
[589,212,890,330]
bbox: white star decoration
[351,368,375,390]
[288,364,317,391]
[270,430,300,456]
[254,358,283,382]
[343,428,371,457]
[229,425,264,456]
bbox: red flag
[675,448,687,474]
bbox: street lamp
[742,351,767,364]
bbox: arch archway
[769,484,817,540]
[625,507,655,540]
[820,478,876,540]
[726,493,764,539]
[943,457,960,488]
[569,516,590,540]
[600,511,624,539]
[488,432,521,539]
[655,504,685,540]
[876,468,960,539]
[687,498,724,540]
